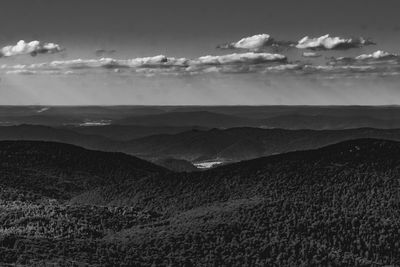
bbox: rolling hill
[4,125,400,166]
[72,138,400,211]
[2,139,400,265]
[3,106,400,129]
[69,139,400,265]
[114,111,254,128]
[0,140,168,200]
[65,124,207,141]
[119,127,400,162]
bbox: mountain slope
[65,125,207,141]
[3,139,400,266]
[261,114,400,129]
[5,125,400,165]
[73,138,400,211]
[114,111,253,128]
[154,158,199,172]
[0,141,168,200]
[0,124,118,151]
[120,127,400,162]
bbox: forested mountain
[120,127,400,162]
[154,158,199,172]
[3,106,400,129]
[0,141,168,200]
[70,139,400,266]
[114,111,253,128]
[2,139,400,265]
[66,125,207,141]
[73,138,400,211]
[0,124,117,150]
[261,114,400,129]
[4,125,400,165]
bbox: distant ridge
[4,125,400,164]
[114,111,252,128]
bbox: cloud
[0,52,288,75]
[217,34,274,50]
[217,34,293,51]
[355,50,399,61]
[329,50,400,65]
[1,51,399,78]
[295,34,375,50]
[5,69,68,75]
[302,52,321,58]
[0,40,62,57]
[305,51,400,77]
[194,52,287,65]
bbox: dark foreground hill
[2,139,400,265]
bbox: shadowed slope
[0,141,168,200]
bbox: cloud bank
[195,52,286,65]
[0,52,289,75]
[330,50,400,65]
[355,50,399,61]
[296,34,374,50]
[0,40,62,57]
[1,49,399,78]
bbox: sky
[0,0,400,105]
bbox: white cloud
[355,50,398,60]
[27,55,190,69]
[5,69,66,75]
[0,40,62,57]
[264,64,303,71]
[330,50,400,65]
[0,52,287,75]
[217,34,295,51]
[2,51,399,78]
[296,34,374,50]
[217,34,274,50]
[195,52,287,65]
[302,52,321,58]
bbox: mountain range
[3,106,400,129]
[1,139,400,265]
[4,125,400,165]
